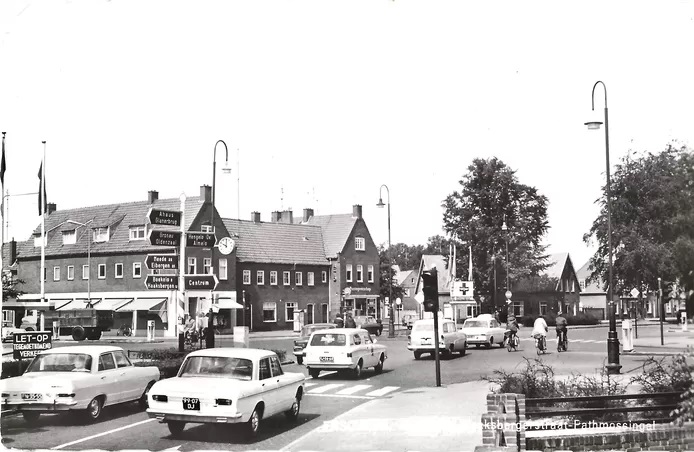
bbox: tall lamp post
[501,215,510,319]
[377,184,394,338]
[585,80,621,375]
[207,140,231,348]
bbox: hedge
[520,312,600,327]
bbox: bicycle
[534,334,547,355]
[184,329,200,349]
[506,331,519,352]
[116,324,132,337]
[557,329,568,352]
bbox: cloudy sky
[1,0,693,269]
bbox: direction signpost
[185,274,219,291]
[145,275,178,290]
[148,230,182,247]
[186,232,216,248]
[145,254,179,270]
[148,208,182,227]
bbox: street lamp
[377,184,394,338]
[501,214,510,292]
[207,140,231,348]
[585,80,621,375]
[67,220,94,307]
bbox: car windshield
[178,356,253,380]
[310,333,347,346]
[302,325,334,336]
[412,323,434,331]
[25,353,93,373]
[464,320,487,328]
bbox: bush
[519,311,599,327]
[566,312,600,326]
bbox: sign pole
[178,194,186,349]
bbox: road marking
[307,383,344,394]
[304,382,318,387]
[364,386,399,397]
[161,446,181,451]
[310,370,337,378]
[335,384,372,395]
[304,392,373,400]
[52,418,156,450]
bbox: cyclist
[505,311,519,346]
[531,315,549,350]
[555,312,568,349]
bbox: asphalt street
[0,325,682,451]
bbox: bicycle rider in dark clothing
[555,312,568,344]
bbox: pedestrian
[334,313,344,328]
[345,313,357,328]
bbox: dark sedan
[353,315,383,336]
[293,323,336,365]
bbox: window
[357,265,363,282]
[353,334,361,345]
[259,358,271,380]
[187,258,196,274]
[513,300,523,317]
[113,350,132,368]
[201,224,213,233]
[53,266,60,281]
[270,271,277,285]
[67,266,74,281]
[115,263,123,279]
[322,271,327,283]
[98,264,106,279]
[203,258,212,274]
[93,227,109,242]
[133,262,142,278]
[263,302,277,322]
[346,264,352,282]
[295,272,302,286]
[243,270,251,285]
[286,302,297,322]
[62,230,76,245]
[98,353,116,371]
[219,259,227,280]
[43,268,47,282]
[308,272,315,286]
[355,237,365,251]
[368,265,374,283]
[257,271,264,285]
[82,265,89,280]
[283,271,290,286]
[129,226,146,241]
[269,356,283,376]
[540,302,548,315]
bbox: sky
[1,0,693,270]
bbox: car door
[96,352,122,404]
[258,357,280,416]
[351,333,366,366]
[489,320,504,340]
[270,355,295,410]
[360,332,376,367]
[113,350,140,401]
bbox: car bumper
[292,349,306,357]
[147,410,244,424]
[4,402,77,412]
[407,344,446,351]
[465,337,490,345]
[305,362,355,370]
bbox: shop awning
[94,298,133,311]
[216,298,243,310]
[57,299,102,311]
[116,298,167,312]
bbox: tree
[2,273,24,302]
[378,245,405,303]
[583,144,694,308]
[442,157,551,308]
[388,242,424,271]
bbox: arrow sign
[145,275,178,290]
[148,230,182,247]
[186,232,216,248]
[145,254,179,270]
[185,274,219,291]
[147,208,182,227]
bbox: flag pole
[1,132,5,309]
[40,141,46,331]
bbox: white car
[1,326,25,342]
[304,328,387,379]
[407,318,467,359]
[147,348,305,439]
[0,345,160,423]
[462,317,507,348]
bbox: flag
[1,133,6,186]
[37,162,47,215]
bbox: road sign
[186,232,216,248]
[145,275,178,290]
[185,274,219,291]
[147,208,182,227]
[13,331,52,360]
[148,229,182,247]
[414,292,424,303]
[145,254,179,270]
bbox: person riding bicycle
[531,316,548,349]
[505,312,519,345]
[555,312,568,345]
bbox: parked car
[304,328,387,379]
[1,325,25,343]
[401,314,417,329]
[147,348,305,439]
[407,318,467,359]
[461,317,507,348]
[293,323,336,365]
[0,345,160,423]
[352,315,383,336]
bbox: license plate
[476,336,485,340]
[319,356,334,362]
[22,393,42,401]
[421,339,431,345]
[182,397,200,411]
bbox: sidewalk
[281,380,491,452]
[627,328,693,355]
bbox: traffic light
[422,268,439,313]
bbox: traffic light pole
[433,312,441,387]
[658,278,664,346]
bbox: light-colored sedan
[147,348,305,439]
[0,345,160,423]
[462,317,507,348]
[304,328,387,379]
[407,318,467,359]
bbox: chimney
[251,211,261,223]
[148,190,159,203]
[302,208,314,223]
[352,204,362,219]
[281,209,293,224]
[271,211,281,223]
[9,239,17,264]
[200,185,212,203]
[47,203,57,215]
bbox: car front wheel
[374,354,384,374]
[22,411,40,423]
[352,360,363,379]
[460,342,467,356]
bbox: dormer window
[129,225,146,241]
[355,237,365,251]
[201,224,213,233]
[62,230,76,245]
[93,227,109,243]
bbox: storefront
[342,287,378,317]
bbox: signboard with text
[185,274,219,291]
[13,331,52,360]
[148,230,182,247]
[145,275,178,290]
[145,254,179,270]
[186,232,216,248]
[147,208,182,227]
